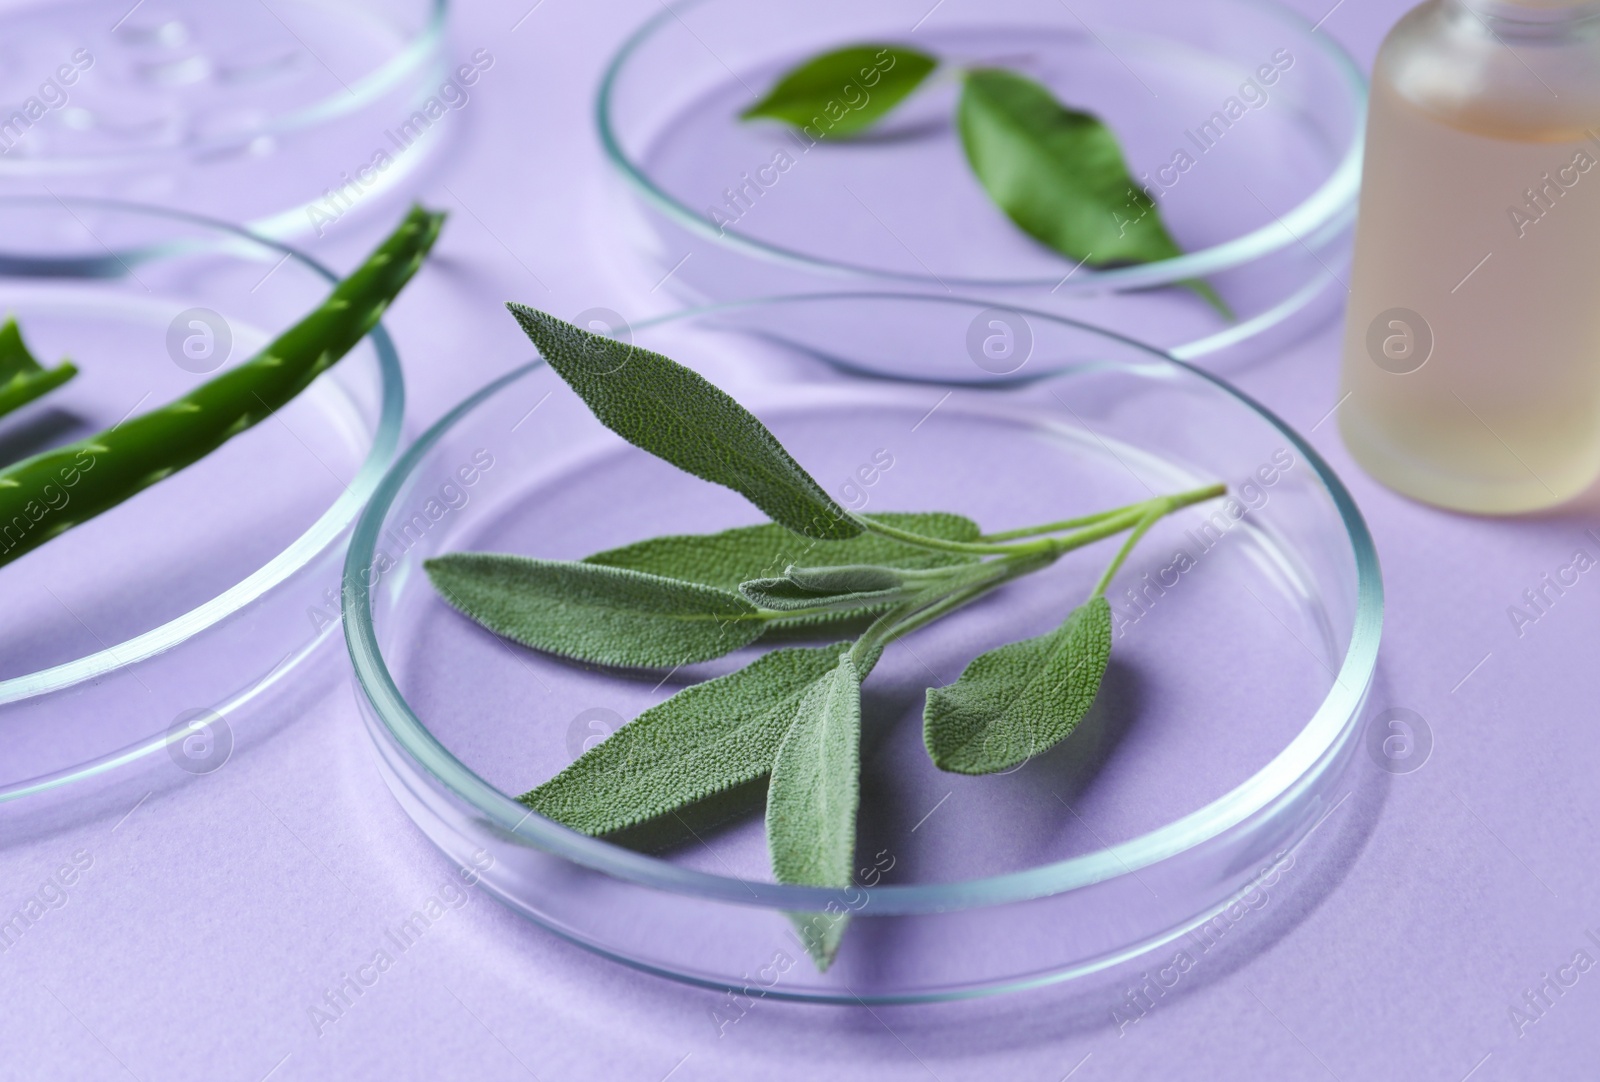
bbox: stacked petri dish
[0,0,451,240]
[0,197,404,833]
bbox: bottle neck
[1450,0,1600,36]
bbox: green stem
[855,482,1225,557]
[1089,509,1162,599]
[1087,482,1224,598]
[844,481,1227,670]
[1162,481,1228,512]
[884,553,1053,643]
[849,551,1054,674]
[849,512,1051,556]
[977,506,1126,542]
[1041,505,1146,556]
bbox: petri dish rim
[0,0,450,175]
[0,195,406,707]
[594,0,1368,294]
[344,291,1383,917]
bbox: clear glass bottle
[1338,0,1600,513]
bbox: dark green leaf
[958,68,1176,266]
[767,652,862,969]
[0,205,444,569]
[425,553,765,668]
[957,68,1229,316]
[742,45,938,138]
[507,305,861,540]
[923,596,1112,774]
[0,316,77,419]
[521,643,851,836]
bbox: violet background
[6,0,1600,1078]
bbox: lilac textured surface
[2,1,1597,1080]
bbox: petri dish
[346,293,1382,1003]
[598,0,1366,364]
[0,196,404,830]
[0,0,451,241]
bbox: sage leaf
[957,69,1228,315]
[508,305,861,540]
[740,564,906,612]
[784,564,907,593]
[585,511,980,628]
[742,45,938,138]
[425,553,765,668]
[923,595,1112,774]
[521,643,851,836]
[767,652,862,969]
[790,908,850,973]
[0,316,77,419]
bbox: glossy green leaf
[923,596,1112,774]
[767,651,862,970]
[425,553,766,668]
[508,305,861,540]
[742,45,938,138]
[0,316,77,419]
[521,643,851,836]
[957,69,1228,315]
[0,205,444,569]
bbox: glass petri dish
[598,0,1365,364]
[346,293,1381,1003]
[0,196,404,826]
[0,0,450,241]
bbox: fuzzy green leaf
[741,564,908,611]
[786,564,907,593]
[520,643,851,836]
[508,305,861,540]
[584,512,980,630]
[0,316,77,419]
[742,45,938,138]
[425,553,765,668]
[924,596,1112,774]
[768,652,862,969]
[957,69,1229,316]
[790,909,851,972]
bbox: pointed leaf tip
[506,304,862,540]
[425,553,765,668]
[956,67,1225,318]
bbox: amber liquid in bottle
[1339,0,1600,513]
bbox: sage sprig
[738,45,1229,316]
[429,308,1224,969]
